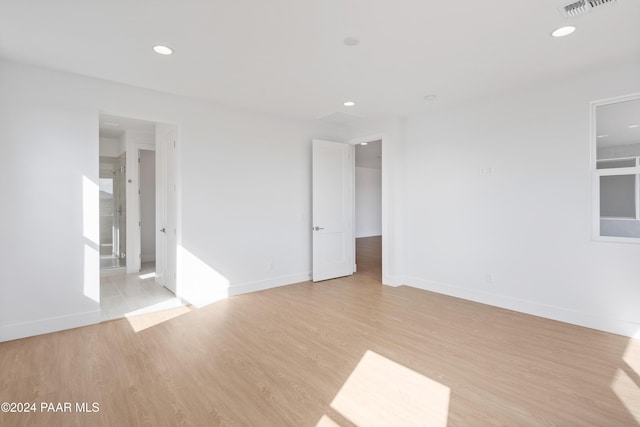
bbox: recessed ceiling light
[551,26,576,37]
[153,45,173,55]
[344,101,356,107]
[424,94,437,102]
[597,134,608,138]
[629,124,640,128]
[343,37,360,46]
[360,142,368,146]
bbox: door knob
[313,226,325,231]
[160,228,166,233]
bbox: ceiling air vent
[561,0,616,17]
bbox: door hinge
[138,157,141,164]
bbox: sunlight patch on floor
[125,302,192,332]
[315,415,341,427]
[325,350,450,427]
[623,339,640,376]
[611,368,640,424]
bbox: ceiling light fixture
[153,45,173,55]
[360,142,368,146]
[597,135,608,138]
[424,94,437,102]
[629,124,639,128]
[344,101,355,107]
[551,26,576,37]
[343,37,360,46]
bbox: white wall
[355,166,382,237]
[403,60,640,338]
[140,150,156,262]
[99,137,124,157]
[0,63,101,341]
[0,59,344,342]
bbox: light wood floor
[1,236,639,426]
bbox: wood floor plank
[1,236,639,426]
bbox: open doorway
[311,137,384,283]
[354,140,382,280]
[99,153,126,269]
[98,114,182,321]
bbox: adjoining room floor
[99,255,124,270]
[100,244,125,269]
[356,235,382,281]
[100,262,186,321]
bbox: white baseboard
[0,309,101,343]
[404,276,640,338]
[228,272,312,297]
[382,275,405,287]
[355,233,382,238]
[141,253,155,263]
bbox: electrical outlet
[267,261,274,272]
[480,167,493,176]
[486,273,493,284]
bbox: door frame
[97,112,179,287]
[348,133,387,281]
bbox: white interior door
[156,126,177,293]
[312,139,354,282]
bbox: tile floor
[100,262,187,321]
[100,256,124,269]
[100,243,125,269]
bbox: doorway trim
[348,133,387,283]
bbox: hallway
[100,262,186,321]
[356,236,382,281]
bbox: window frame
[591,93,640,244]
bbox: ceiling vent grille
[561,0,616,17]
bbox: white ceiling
[1,0,639,120]
[597,98,640,148]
